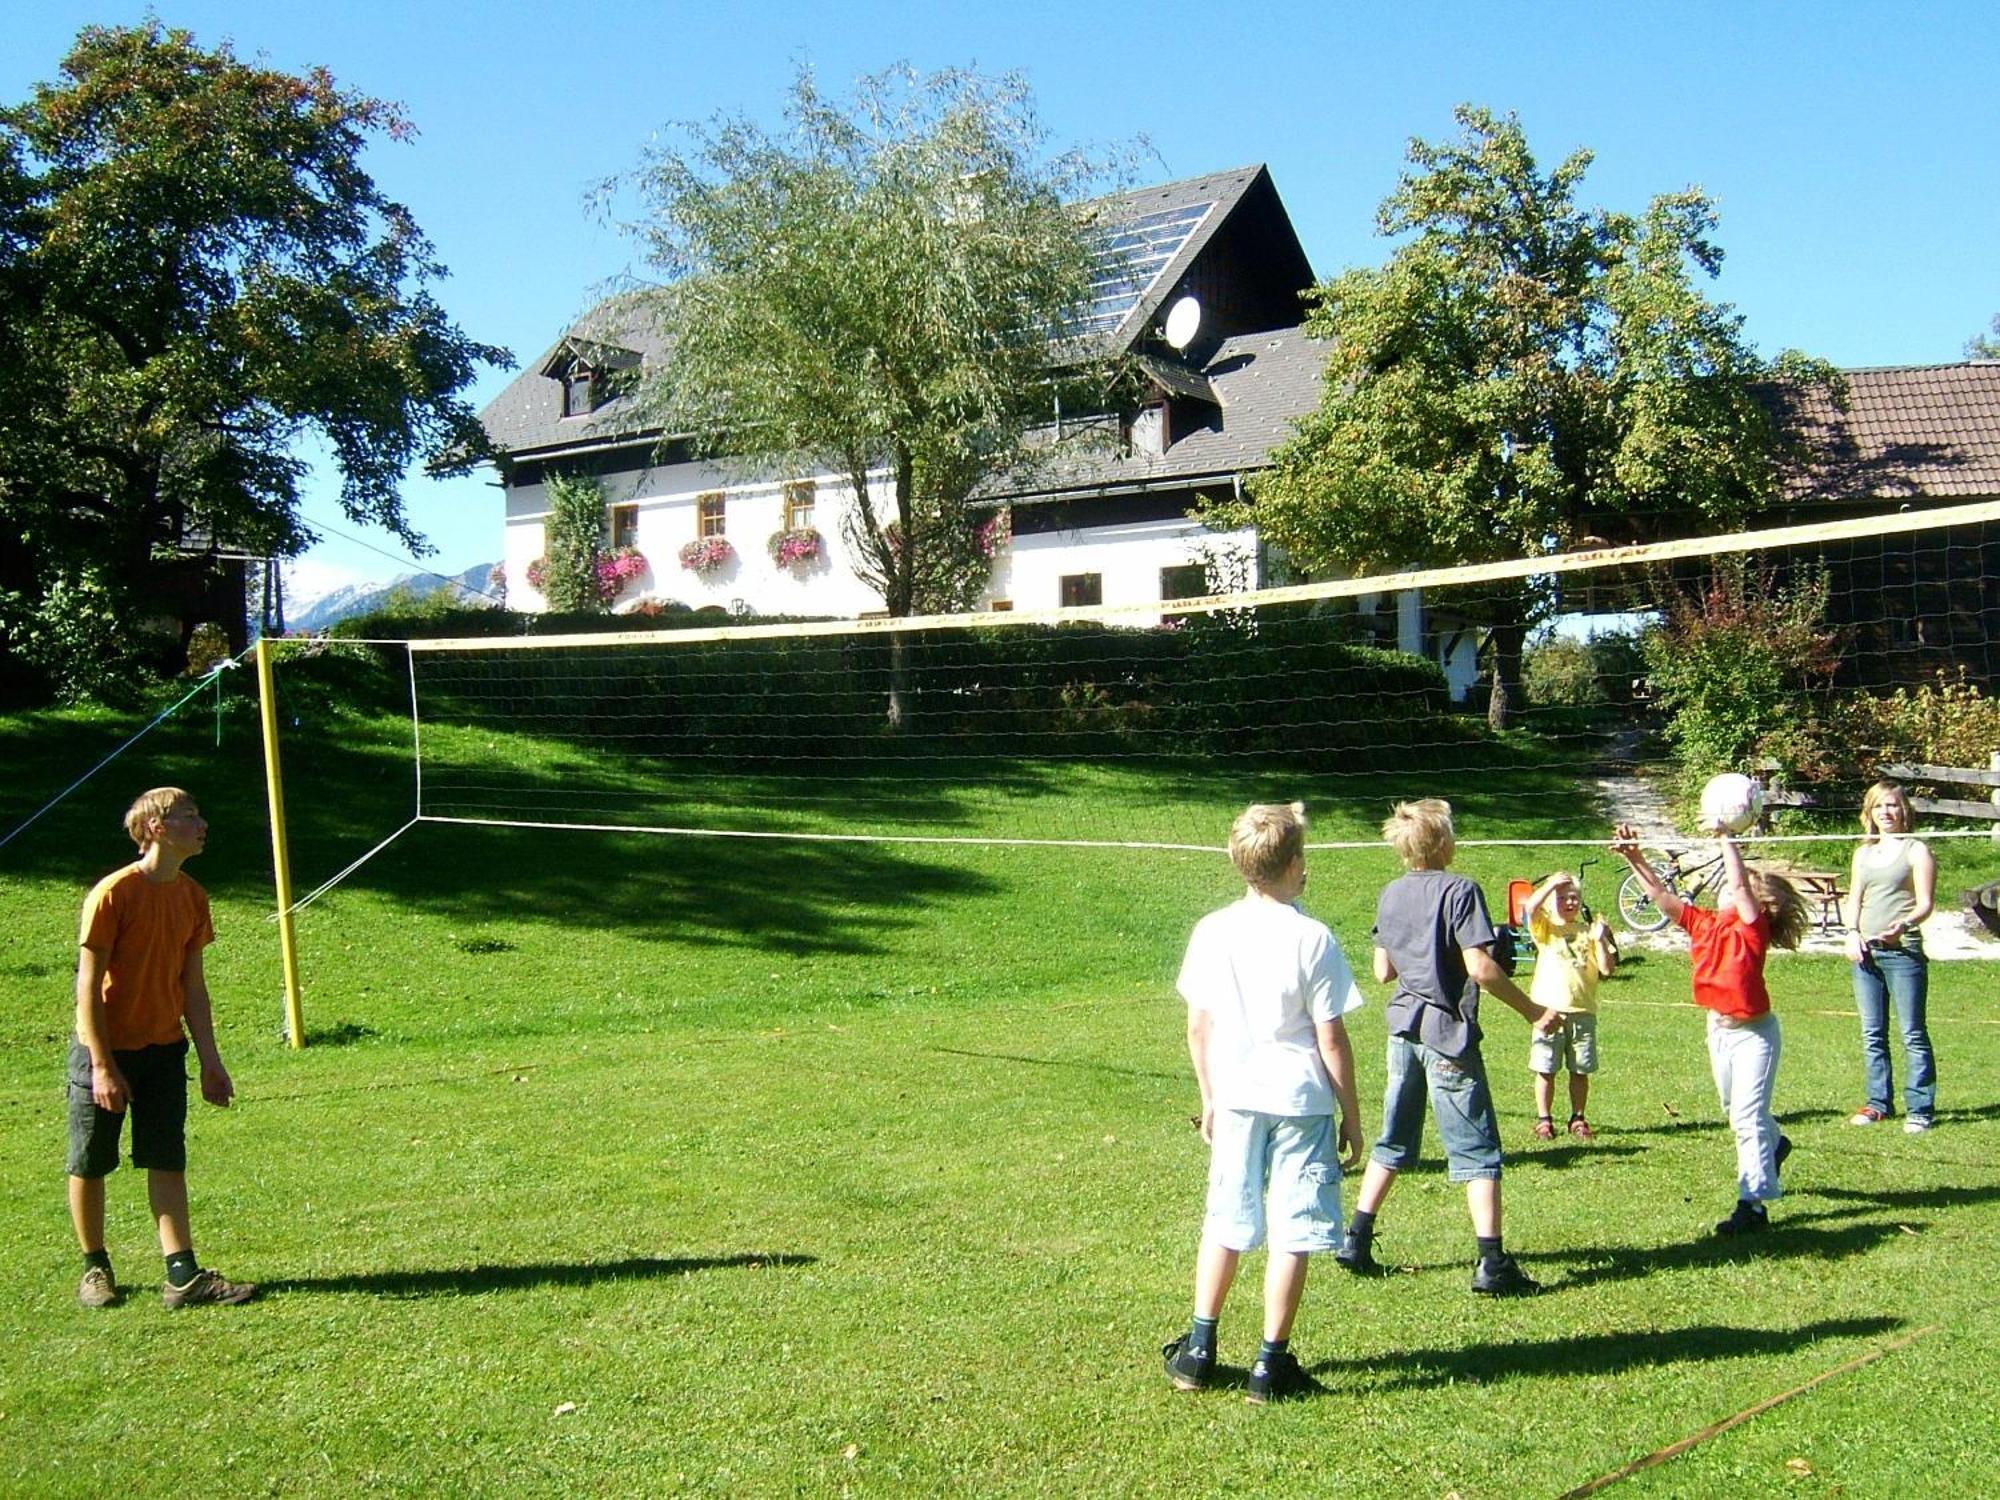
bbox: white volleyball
[1700,772,1764,834]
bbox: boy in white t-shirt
[1161,802,1366,1405]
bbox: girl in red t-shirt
[1612,822,1809,1236]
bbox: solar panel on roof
[1065,200,1215,338]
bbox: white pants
[1706,1011,1782,1203]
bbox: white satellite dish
[1161,295,1202,351]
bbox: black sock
[1187,1315,1218,1355]
[1476,1236,1503,1265]
[165,1250,199,1288]
[1348,1210,1376,1244]
[82,1248,111,1273]
[1257,1337,1289,1365]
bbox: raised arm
[1715,834,1760,926]
[1611,823,1685,925]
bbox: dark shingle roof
[480,294,666,461]
[480,167,1280,462]
[1780,362,2000,504]
[985,326,1330,499]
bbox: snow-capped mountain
[285,562,502,631]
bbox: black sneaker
[1775,1135,1793,1174]
[1334,1233,1386,1277]
[1470,1254,1542,1296]
[1161,1335,1214,1392]
[161,1267,259,1309]
[1245,1350,1313,1405]
[1714,1201,1768,1237]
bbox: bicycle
[1615,843,1728,933]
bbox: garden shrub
[1642,557,1837,797]
[1523,635,1603,707]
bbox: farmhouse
[479,165,2000,704]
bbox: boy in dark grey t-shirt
[1337,799,1559,1295]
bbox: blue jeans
[1852,939,1935,1117]
[1370,1036,1503,1181]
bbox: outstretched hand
[1609,823,1645,865]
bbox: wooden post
[1990,750,1999,844]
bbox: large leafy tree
[1970,315,1999,361]
[0,22,506,698]
[625,65,1127,720]
[1251,106,1838,729]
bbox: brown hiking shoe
[78,1265,119,1308]
[162,1267,258,1309]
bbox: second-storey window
[784,480,816,530]
[697,492,726,537]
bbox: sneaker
[1470,1254,1542,1296]
[1161,1335,1214,1392]
[1904,1114,1934,1134]
[1775,1134,1793,1172]
[1567,1115,1595,1142]
[1245,1350,1313,1405]
[77,1265,118,1309]
[1714,1201,1769,1237]
[1848,1106,1886,1126]
[1334,1233,1387,1277]
[1531,1116,1556,1141]
[161,1267,258,1309]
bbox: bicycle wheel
[1617,870,1673,933]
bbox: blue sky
[10,2,1998,593]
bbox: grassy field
[1,691,1996,1497]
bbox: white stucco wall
[506,475,1257,622]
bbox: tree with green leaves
[1249,105,1839,729]
[624,64,1128,723]
[0,22,506,700]
[1970,315,2000,361]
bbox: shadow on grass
[927,1044,1180,1082]
[1511,1143,1647,1169]
[1311,1315,1900,1391]
[1806,1182,2000,1211]
[1553,1217,1920,1290]
[261,1251,814,1299]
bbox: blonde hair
[1750,870,1810,951]
[1229,802,1307,888]
[124,787,193,848]
[1859,779,1916,837]
[1383,798,1455,869]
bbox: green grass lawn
[1,695,1996,1497]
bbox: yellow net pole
[255,638,307,1048]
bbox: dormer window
[1128,400,1169,458]
[562,363,597,417]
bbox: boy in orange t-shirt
[68,788,255,1308]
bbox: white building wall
[507,474,1256,621]
[1002,516,1257,622]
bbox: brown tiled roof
[1779,362,2000,504]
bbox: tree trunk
[1487,605,1528,733]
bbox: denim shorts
[66,1039,188,1177]
[1371,1036,1503,1181]
[1528,1012,1599,1076]
[1203,1109,1344,1253]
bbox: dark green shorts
[66,1038,188,1177]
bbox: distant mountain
[286,562,502,631]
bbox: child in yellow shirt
[1522,872,1617,1141]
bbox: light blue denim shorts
[1202,1108,1344,1253]
[1371,1035,1504,1181]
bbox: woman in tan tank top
[1839,781,1937,1131]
